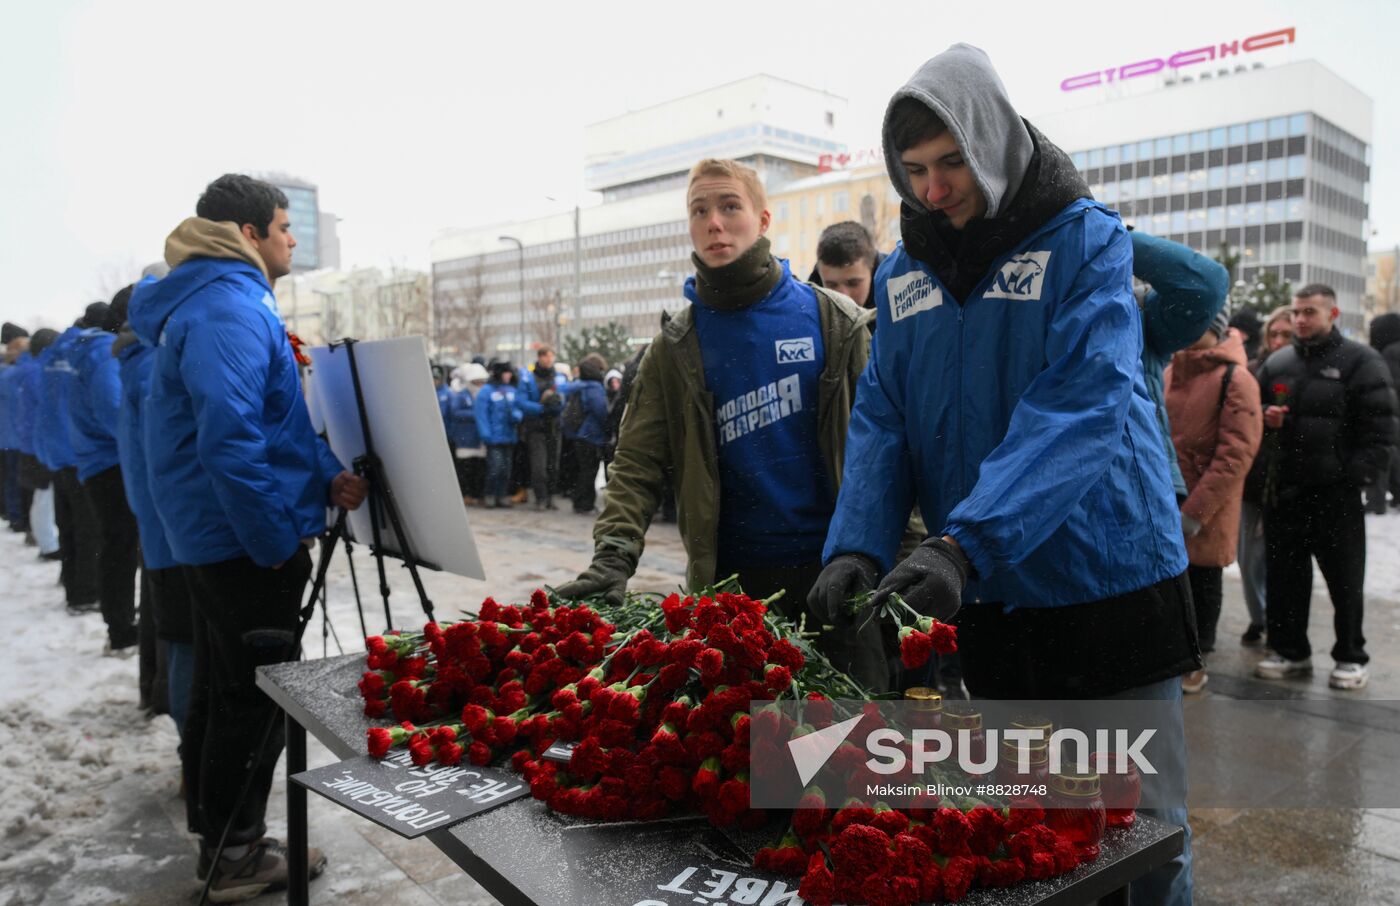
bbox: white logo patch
[1320,367,1341,380]
[983,251,1052,301]
[775,337,815,364]
[887,270,943,322]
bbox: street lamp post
[499,235,525,358]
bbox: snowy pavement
[0,506,1397,904]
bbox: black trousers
[453,456,486,499]
[1264,487,1368,664]
[84,465,139,648]
[3,448,31,529]
[1187,565,1223,655]
[525,424,559,503]
[182,546,312,846]
[571,441,601,512]
[53,467,100,606]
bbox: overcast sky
[3,0,1396,329]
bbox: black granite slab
[258,655,1183,906]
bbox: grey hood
[882,43,1035,220]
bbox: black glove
[554,551,633,606]
[868,536,969,622]
[807,554,881,626]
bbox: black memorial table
[258,655,1183,906]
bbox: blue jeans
[167,640,195,738]
[1106,675,1192,906]
[1237,501,1267,627]
[485,444,514,500]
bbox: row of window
[1071,114,1310,170]
[1119,199,1307,234]
[1089,160,1310,202]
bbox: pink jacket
[1165,333,1263,566]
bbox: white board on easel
[306,336,485,581]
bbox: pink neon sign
[1060,27,1295,92]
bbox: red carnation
[898,627,933,670]
[437,741,464,765]
[928,620,958,655]
[697,648,725,684]
[830,823,892,878]
[763,663,792,693]
[798,853,836,906]
[468,741,492,765]
[367,727,394,758]
[942,856,976,901]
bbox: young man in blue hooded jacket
[129,174,367,900]
[810,45,1198,905]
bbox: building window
[834,190,849,214]
[1120,143,1136,163]
[816,194,825,217]
[1248,120,1267,142]
[1267,117,1288,140]
[825,111,835,127]
[1088,148,1103,167]
[1229,124,1247,144]
[776,201,789,221]
[1288,114,1308,137]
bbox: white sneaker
[1181,669,1208,694]
[1329,662,1369,690]
[1255,654,1312,679]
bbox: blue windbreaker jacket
[446,389,481,450]
[115,336,177,569]
[66,328,123,482]
[129,257,344,568]
[474,382,523,446]
[517,366,565,419]
[35,327,83,471]
[824,199,1187,609]
[13,354,42,456]
[559,380,609,445]
[0,361,20,450]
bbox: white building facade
[430,76,848,359]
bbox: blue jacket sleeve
[179,307,302,567]
[475,391,493,443]
[584,384,608,421]
[1133,231,1229,360]
[944,225,1143,578]
[515,371,545,417]
[822,337,919,571]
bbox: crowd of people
[432,347,619,514]
[2,41,1398,906]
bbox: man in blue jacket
[130,173,367,899]
[2,322,32,533]
[560,353,610,514]
[38,315,103,612]
[68,292,140,655]
[811,45,1197,904]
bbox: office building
[1037,58,1373,330]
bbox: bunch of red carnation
[359,590,616,766]
[770,801,1084,905]
[515,591,812,828]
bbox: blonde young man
[556,159,894,690]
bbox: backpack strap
[1217,362,1236,414]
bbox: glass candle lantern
[903,686,943,732]
[1046,770,1106,860]
[1093,751,1142,828]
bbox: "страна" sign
[1061,27,1295,92]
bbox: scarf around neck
[690,237,783,311]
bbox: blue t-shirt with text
[688,260,834,569]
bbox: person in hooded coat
[1165,310,1262,693]
[128,173,367,896]
[811,44,1198,904]
[1366,311,1400,511]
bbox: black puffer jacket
[1255,327,1398,498]
[1370,312,1400,390]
